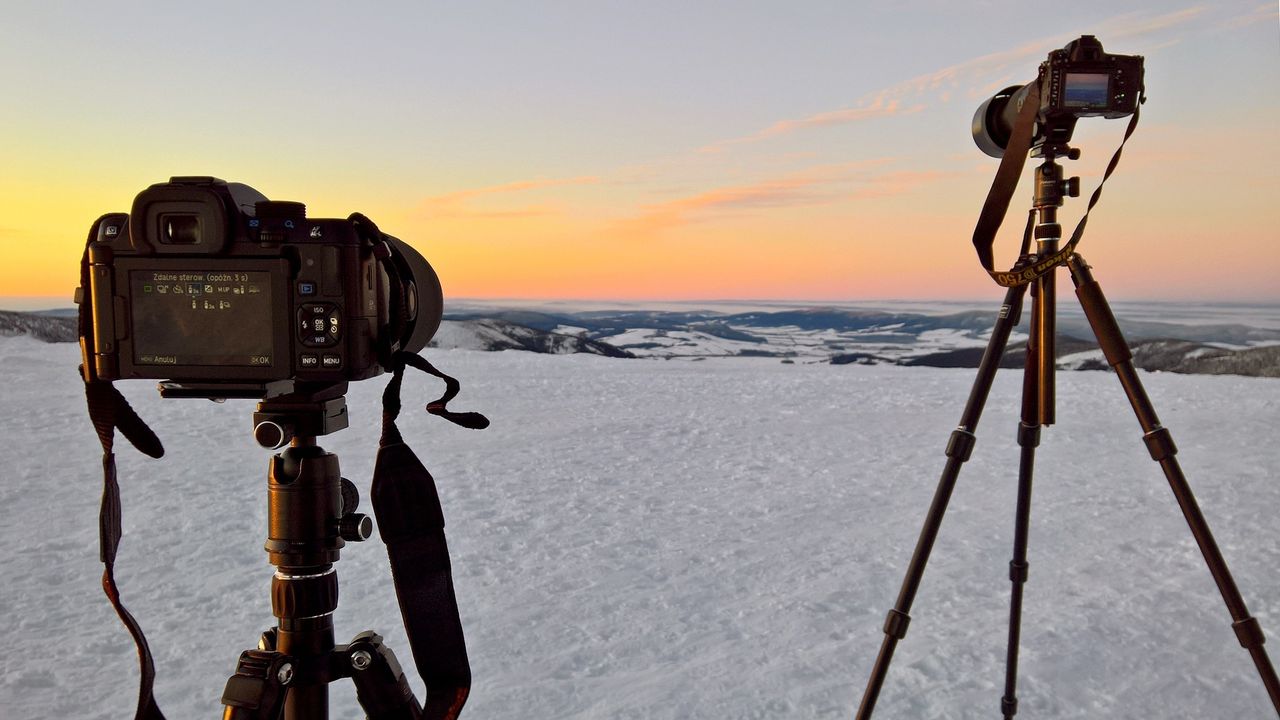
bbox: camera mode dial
[253,201,307,244]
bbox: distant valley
[436,304,1280,378]
[6,303,1279,378]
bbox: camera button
[321,354,342,368]
[300,354,319,368]
[298,282,317,296]
[298,303,340,345]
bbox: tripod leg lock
[883,609,912,640]
[946,429,977,462]
[1233,617,1267,650]
[343,630,424,719]
[1001,695,1019,717]
[1141,427,1177,462]
[221,649,295,719]
[1017,422,1040,448]
[1009,560,1030,584]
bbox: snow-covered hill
[0,310,78,343]
[429,318,631,357]
[7,301,1280,376]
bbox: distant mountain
[892,336,1280,378]
[6,305,1278,377]
[1075,339,1280,378]
[0,310,630,359]
[430,319,632,358]
[0,310,78,343]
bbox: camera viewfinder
[161,214,202,245]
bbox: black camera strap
[373,351,489,719]
[78,242,169,720]
[80,350,487,720]
[84,379,168,720]
[972,82,1145,287]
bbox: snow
[429,318,533,351]
[604,327,771,358]
[2,334,1278,719]
[601,323,1020,363]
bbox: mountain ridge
[5,306,1277,377]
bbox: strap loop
[382,351,491,443]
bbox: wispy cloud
[422,176,599,220]
[1096,6,1208,38]
[613,159,960,235]
[870,7,1207,106]
[700,98,925,153]
[1216,3,1276,30]
[701,6,1209,152]
[848,169,952,200]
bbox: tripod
[219,385,426,719]
[854,145,1280,718]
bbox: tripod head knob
[254,419,295,449]
[339,513,373,542]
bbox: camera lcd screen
[130,270,275,366]
[1063,73,1110,109]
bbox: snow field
[0,335,1276,718]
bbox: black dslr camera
[972,35,1144,157]
[77,177,442,398]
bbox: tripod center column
[1032,158,1068,426]
[265,441,346,718]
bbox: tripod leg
[1068,255,1280,715]
[1001,280,1044,720]
[856,284,1028,719]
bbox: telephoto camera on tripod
[75,177,489,720]
[852,36,1280,719]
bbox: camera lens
[972,84,1029,159]
[162,214,201,244]
[383,236,442,353]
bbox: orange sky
[2,3,1277,306]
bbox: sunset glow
[1,2,1276,306]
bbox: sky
[1,1,1277,307]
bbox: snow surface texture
[2,335,1277,719]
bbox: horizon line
[4,295,1280,314]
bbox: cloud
[615,159,955,235]
[871,6,1204,106]
[1096,6,1207,38]
[702,6,1209,151]
[880,6,1208,104]
[422,176,599,220]
[700,98,926,153]
[848,169,952,199]
[1217,3,1276,30]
